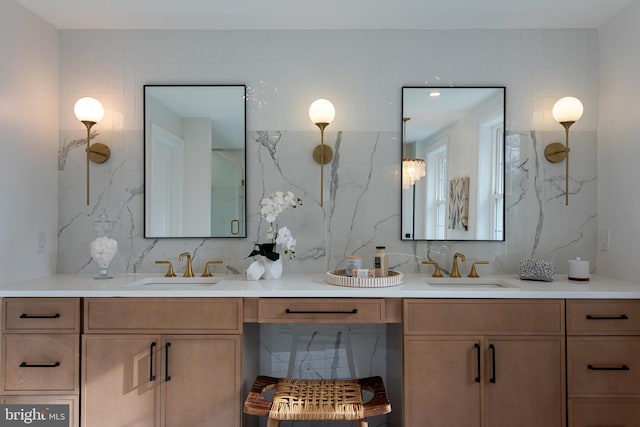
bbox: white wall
[598,1,640,281]
[0,1,58,284]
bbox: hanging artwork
[448,177,469,231]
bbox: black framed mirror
[401,86,505,241]
[144,85,246,238]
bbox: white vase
[260,256,283,280]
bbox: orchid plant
[248,191,302,261]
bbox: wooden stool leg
[356,419,368,427]
[266,418,281,427]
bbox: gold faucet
[179,252,194,277]
[468,261,489,278]
[421,260,443,277]
[202,260,223,277]
[155,260,176,277]
[450,253,466,278]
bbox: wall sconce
[402,117,426,189]
[308,98,335,207]
[74,97,111,205]
[544,96,584,206]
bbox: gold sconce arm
[75,97,110,206]
[545,96,583,206]
[309,99,336,207]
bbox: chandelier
[402,117,425,189]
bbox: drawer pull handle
[587,364,630,371]
[19,362,60,368]
[165,342,171,382]
[474,343,481,383]
[489,344,497,384]
[285,309,358,315]
[19,313,61,319]
[149,342,157,382]
[586,314,629,320]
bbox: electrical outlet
[598,229,610,252]
[37,231,47,254]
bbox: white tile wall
[57,29,599,277]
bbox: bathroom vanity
[0,274,639,427]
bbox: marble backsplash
[57,128,598,277]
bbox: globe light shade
[308,99,335,125]
[552,96,583,124]
[74,97,104,124]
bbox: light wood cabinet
[404,299,566,427]
[1,298,80,425]
[258,298,387,323]
[567,299,640,426]
[82,298,243,427]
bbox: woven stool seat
[244,375,391,427]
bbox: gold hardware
[545,96,583,206]
[179,252,194,277]
[421,261,443,278]
[155,260,176,277]
[231,219,240,235]
[450,252,466,278]
[88,142,111,164]
[309,99,336,207]
[202,260,223,277]
[544,142,567,163]
[312,143,333,165]
[74,97,109,206]
[468,261,489,278]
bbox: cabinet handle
[149,342,157,382]
[20,362,60,368]
[489,344,496,383]
[165,342,171,382]
[474,343,481,383]
[587,364,630,371]
[285,309,358,314]
[586,314,629,320]
[20,313,60,319]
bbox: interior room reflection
[401,87,505,241]
[144,85,246,238]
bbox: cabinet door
[83,335,160,427]
[161,335,241,427]
[485,336,565,427]
[404,337,481,427]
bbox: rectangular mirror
[402,86,505,241]
[144,85,246,238]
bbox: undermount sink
[426,279,516,289]
[129,277,220,289]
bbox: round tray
[326,269,404,288]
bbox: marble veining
[57,127,598,278]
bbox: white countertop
[0,273,639,299]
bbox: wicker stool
[244,376,391,427]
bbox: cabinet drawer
[84,298,242,333]
[569,399,640,427]
[568,337,640,397]
[1,395,79,427]
[258,298,386,323]
[3,298,80,333]
[404,299,564,335]
[2,334,79,393]
[567,300,640,335]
